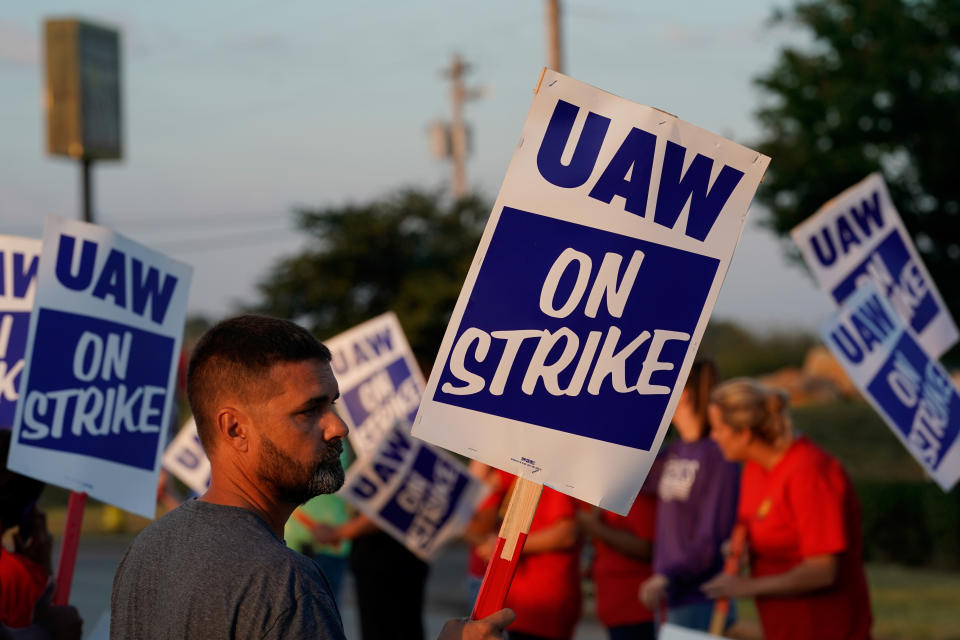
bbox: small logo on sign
[510,456,541,474]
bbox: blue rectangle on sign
[15,308,174,470]
[342,357,421,428]
[378,446,469,548]
[867,333,960,470]
[1,311,31,429]
[432,207,719,450]
[832,230,939,335]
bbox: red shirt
[0,549,48,628]
[739,437,872,640]
[591,493,656,628]
[505,486,581,640]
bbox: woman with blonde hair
[702,378,873,640]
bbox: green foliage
[790,401,960,569]
[254,189,489,366]
[791,401,927,481]
[856,481,960,569]
[754,0,960,360]
[699,319,817,378]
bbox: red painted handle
[470,532,528,619]
[470,477,542,620]
[53,491,87,606]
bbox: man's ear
[215,408,250,453]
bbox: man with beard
[111,315,513,640]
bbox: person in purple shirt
[639,360,739,632]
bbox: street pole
[546,0,564,73]
[81,157,94,223]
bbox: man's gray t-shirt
[111,500,345,639]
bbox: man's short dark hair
[186,315,331,453]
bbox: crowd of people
[0,316,876,640]
[463,360,874,640]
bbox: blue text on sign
[55,234,179,325]
[536,99,744,242]
[807,190,885,267]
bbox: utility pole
[546,0,564,73]
[446,54,470,198]
[434,53,484,199]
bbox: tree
[700,319,818,379]
[254,189,489,367]
[753,0,960,358]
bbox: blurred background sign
[44,18,122,161]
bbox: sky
[0,0,833,334]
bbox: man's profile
[111,315,513,640]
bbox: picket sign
[161,417,210,495]
[791,173,958,358]
[339,421,488,561]
[658,623,725,640]
[0,235,41,429]
[707,523,746,635]
[324,312,425,459]
[1,234,84,605]
[821,283,960,491]
[7,217,191,605]
[413,68,768,616]
[413,69,769,519]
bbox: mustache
[321,440,344,464]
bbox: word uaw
[443,247,689,397]
[20,330,164,439]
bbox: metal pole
[81,157,94,223]
[546,0,564,73]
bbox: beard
[257,436,345,505]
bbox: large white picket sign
[324,312,425,458]
[162,418,210,495]
[340,421,487,561]
[413,69,770,514]
[9,216,192,517]
[792,173,958,358]
[821,283,960,491]
[0,235,41,429]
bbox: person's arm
[517,517,577,555]
[577,508,651,562]
[308,513,378,545]
[701,554,837,599]
[334,513,378,540]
